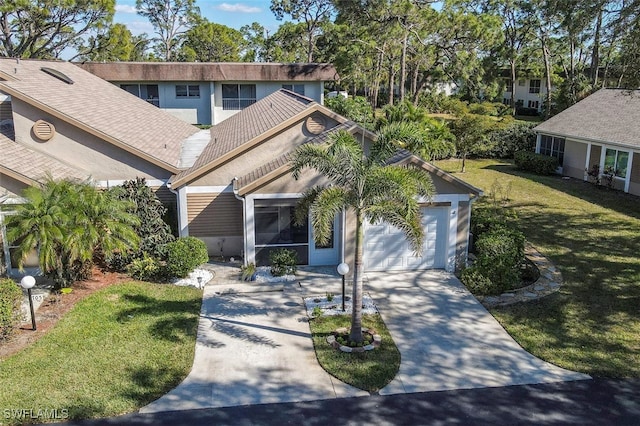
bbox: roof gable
[0,58,201,171]
[534,88,640,149]
[171,89,347,187]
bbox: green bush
[470,207,509,241]
[164,237,209,278]
[127,254,160,281]
[460,267,496,295]
[514,151,559,175]
[0,278,23,341]
[269,248,297,277]
[487,122,537,158]
[473,227,525,294]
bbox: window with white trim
[529,79,541,94]
[222,84,256,110]
[176,84,200,98]
[504,79,513,93]
[282,84,305,95]
[528,100,539,109]
[604,148,629,178]
[539,134,565,166]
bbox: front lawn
[308,314,401,392]
[436,158,640,377]
[0,282,201,424]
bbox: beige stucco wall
[456,200,471,267]
[11,98,172,181]
[0,173,28,198]
[189,115,340,187]
[629,152,640,196]
[563,139,588,179]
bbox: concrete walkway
[140,265,367,413]
[365,270,590,395]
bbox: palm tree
[7,179,139,287]
[291,126,434,343]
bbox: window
[282,84,305,95]
[528,100,539,109]
[176,84,200,98]
[604,148,629,178]
[222,84,256,110]
[120,84,159,106]
[529,79,541,94]
[539,134,565,166]
[504,79,513,93]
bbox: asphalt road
[56,378,640,426]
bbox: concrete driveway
[364,270,590,395]
[141,283,367,413]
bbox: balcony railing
[222,98,256,111]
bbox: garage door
[364,206,448,271]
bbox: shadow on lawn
[116,293,201,343]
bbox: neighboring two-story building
[502,76,548,113]
[77,62,338,126]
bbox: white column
[177,186,189,237]
[599,145,607,177]
[535,133,541,154]
[584,142,592,181]
[447,200,459,272]
[245,197,256,264]
[624,151,634,193]
[0,212,11,274]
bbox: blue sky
[114,0,283,36]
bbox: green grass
[0,282,202,424]
[308,314,401,392]
[436,158,640,377]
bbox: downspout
[232,177,248,266]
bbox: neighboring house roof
[171,89,345,187]
[0,127,89,186]
[76,62,339,82]
[534,88,640,149]
[0,58,201,171]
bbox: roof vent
[40,67,74,85]
[306,114,327,135]
[33,120,55,141]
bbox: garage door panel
[364,207,448,271]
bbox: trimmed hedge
[0,278,23,341]
[472,227,525,294]
[514,151,559,175]
[165,237,209,278]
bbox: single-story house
[0,58,481,275]
[77,62,338,126]
[534,88,640,196]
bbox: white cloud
[216,3,262,13]
[126,20,155,35]
[115,4,138,13]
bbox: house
[502,75,547,113]
[0,58,481,275]
[167,90,483,271]
[77,62,338,126]
[533,88,640,196]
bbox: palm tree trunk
[350,209,364,343]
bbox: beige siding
[589,145,601,170]
[563,140,587,179]
[0,100,11,122]
[153,185,175,205]
[187,192,243,237]
[11,98,172,181]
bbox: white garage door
[364,206,448,271]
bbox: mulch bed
[0,268,129,360]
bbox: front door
[308,215,339,266]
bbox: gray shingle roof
[0,128,89,183]
[0,58,201,169]
[534,88,640,148]
[173,89,315,183]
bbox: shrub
[0,278,23,341]
[460,267,496,295]
[164,237,209,278]
[514,151,559,175]
[487,122,537,158]
[470,207,509,241]
[473,227,525,294]
[269,248,297,277]
[127,254,160,281]
[240,262,256,281]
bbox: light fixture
[19,275,36,331]
[337,263,349,312]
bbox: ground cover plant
[436,158,640,377]
[308,313,400,392]
[0,281,201,424]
